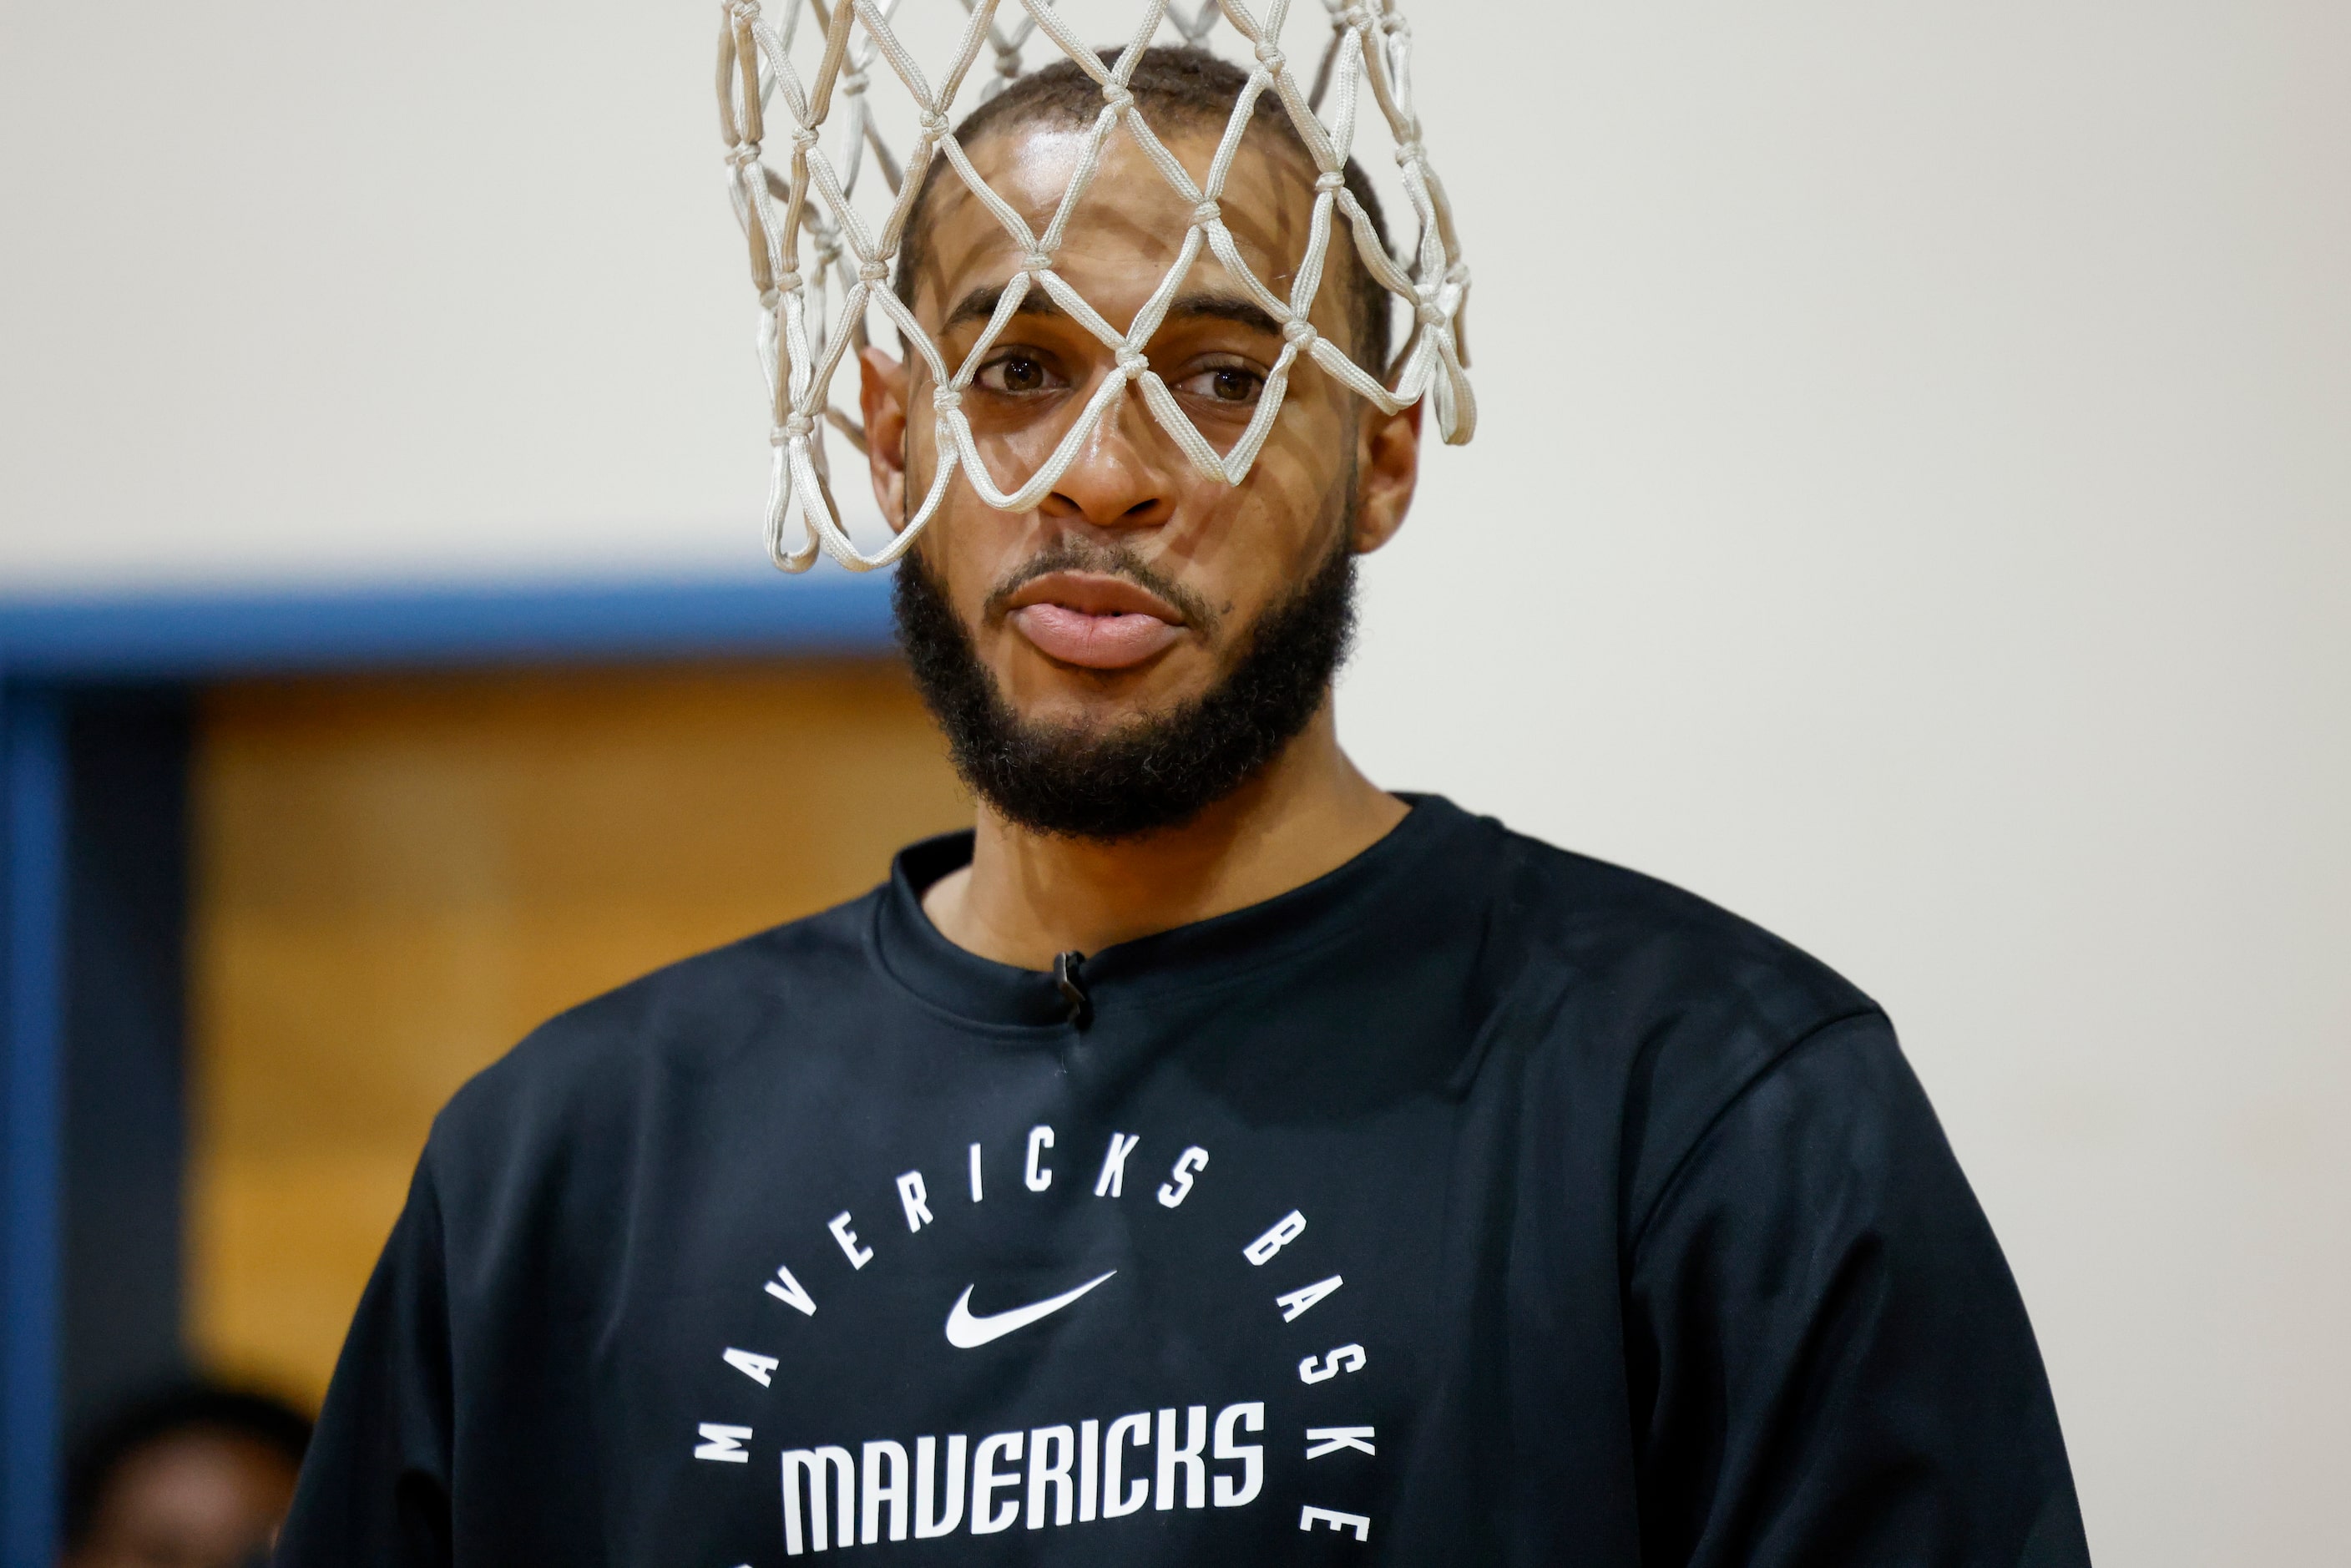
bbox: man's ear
[859,343,911,531]
[1350,396,1423,555]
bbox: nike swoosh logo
[944,1270,1117,1349]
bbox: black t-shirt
[277,797,2088,1566]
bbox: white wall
[6,3,2346,1560]
[1,0,768,587]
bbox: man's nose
[1038,383,1176,531]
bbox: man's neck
[919,705,1408,971]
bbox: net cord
[717,0,1474,573]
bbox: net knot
[1115,347,1149,378]
[1337,3,1372,28]
[1314,169,1347,193]
[757,287,782,311]
[1023,250,1054,274]
[775,412,815,443]
[726,142,761,170]
[728,0,761,20]
[932,384,963,412]
[791,126,822,155]
[1100,83,1135,114]
[1254,42,1287,73]
[993,42,1022,78]
[837,67,868,96]
[1394,139,1427,168]
[1281,318,1317,347]
[857,258,890,284]
[1415,298,1444,326]
[776,267,803,292]
[1191,199,1221,227]
[915,109,950,141]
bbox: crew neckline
[867,794,1480,1031]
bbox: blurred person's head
[62,1383,311,1568]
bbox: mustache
[979,539,1221,635]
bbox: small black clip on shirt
[1054,950,1092,1029]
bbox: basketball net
[715,0,1474,573]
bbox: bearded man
[279,44,2090,1568]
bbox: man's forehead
[912,117,1321,321]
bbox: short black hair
[893,45,1393,377]
[63,1381,313,1550]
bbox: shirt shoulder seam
[1623,1001,1888,1256]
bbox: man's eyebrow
[936,284,1285,340]
[941,282,1065,336]
[1160,290,1284,338]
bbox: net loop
[1171,2,1221,47]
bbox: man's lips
[1004,571,1186,670]
[1012,604,1183,668]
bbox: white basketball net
[716,0,1474,573]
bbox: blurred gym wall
[187,663,968,1406]
[4,3,2345,1561]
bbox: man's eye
[977,354,1054,394]
[1175,365,1266,405]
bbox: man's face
[862,117,1421,747]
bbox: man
[64,1381,311,1568]
[280,45,2089,1567]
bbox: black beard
[892,534,1358,842]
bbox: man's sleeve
[275,1151,455,1567]
[1624,1012,2091,1568]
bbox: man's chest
[473,1032,1610,1565]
